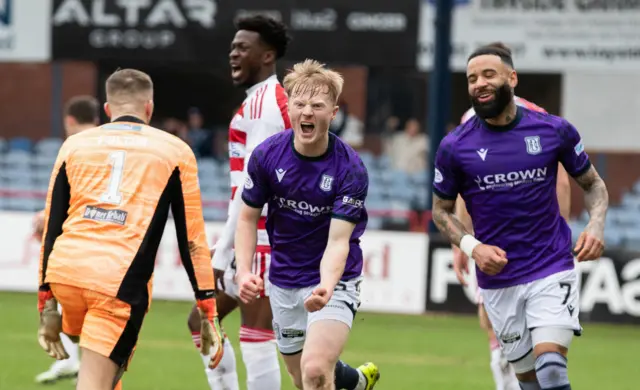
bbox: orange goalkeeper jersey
[38,116,215,306]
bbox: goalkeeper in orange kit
[37,68,224,390]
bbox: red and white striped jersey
[460,96,547,124]
[212,74,291,270]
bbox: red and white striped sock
[191,331,202,349]
[239,326,280,390]
[239,326,275,343]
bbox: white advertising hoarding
[418,0,640,72]
[0,0,51,62]
[0,212,428,315]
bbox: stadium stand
[0,138,430,227]
[12,136,640,250]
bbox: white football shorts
[270,276,362,355]
[480,269,582,363]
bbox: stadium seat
[604,227,623,247]
[0,137,6,153]
[366,186,386,202]
[2,150,32,169]
[604,207,640,227]
[218,160,230,172]
[409,170,429,186]
[8,137,33,152]
[390,171,411,187]
[379,169,395,185]
[414,189,429,209]
[33,167,53,183]
[33,179,49,192]
[198,158,219,176]
[200,184,216,197]
[622,227,640,250]
[376,155,392,169]
[621,192,640,210]
[358,151,375,168]
[367,167,385,186]
[388,172,413,202]
[34,138,63,156]
[7,197,41,211]
[32,154,57,170]
[4,166,34,181]
[216,176,231,191]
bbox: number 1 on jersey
[101,150,126,205]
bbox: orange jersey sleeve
[170,143,216,300]
[39,140,74,290]
[39,118,215,306]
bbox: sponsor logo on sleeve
[574,140,585,156]
[434,168,443,183]
[342,196,364,208]
[244,176,254,189]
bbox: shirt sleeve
[332,159,369,223]
[241,148,272,209]
[172,145,216,300]
[433,134,462,200]
[558,119,591,177]
[38,141,73,290]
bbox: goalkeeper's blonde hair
[283,59,344,104]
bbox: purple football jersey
[433,106,590,289]
[242,130,369,288]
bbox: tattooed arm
[575,165,608,225]
[432,194,473,247]
[454,195,474,233]
[572,165,608,260]
[575,165,608,231]
[556,119,608,260]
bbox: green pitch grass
[2,292,637,389]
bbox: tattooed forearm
[454,195,474,233]
[574,165,608,232]
[432,195,472,246]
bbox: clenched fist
[472,244,508,276]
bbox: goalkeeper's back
[38,69,215,309]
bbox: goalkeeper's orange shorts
[50,283,145,368]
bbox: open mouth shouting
[230,62,243,81]
[300,121,316,137]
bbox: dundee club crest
[320,174,334,192]
[524,136,542,155]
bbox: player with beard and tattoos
[432,44,609,390]
[186,16,291,390]
[452,43,573,390]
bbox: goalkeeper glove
[37,288,69,360]
[197,297,224,369]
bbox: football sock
[535,352,571,390]
[239,326,280,390]
[334,360,363,390]
[193,331,239,390]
